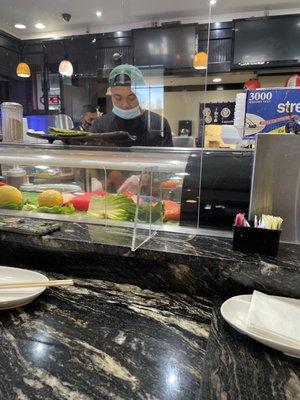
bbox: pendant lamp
[59,40,74,77]
[59,59,73,77]
[193,52,208,70]
[16,61,31,78]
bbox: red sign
[48,95,60,105]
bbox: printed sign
[245,87,300,138]
[199,102,235,125]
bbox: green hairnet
[108,64,145,87]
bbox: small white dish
[221,294,300,359]
[0,266,48,310]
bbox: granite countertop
[0,218,299,398]
[1,271,212,400]
[202,303,300,400]
[0,220,299,298]
[0,270,299,400]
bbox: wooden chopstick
[0,279,74,289]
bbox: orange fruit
[38,190,63,207]
[0,185,23,207]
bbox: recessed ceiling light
[213,77,222,83]
[96,11,102,17]
[14,24,26,29]
[35,23,46,30]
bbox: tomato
[68,192,107,211]
[69,196,89,211]
[162,200,181,221]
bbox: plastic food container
[6,167,27,189]
[1,102,23,142]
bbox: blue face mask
[112,105,141,120]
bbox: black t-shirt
[91,110,173,147]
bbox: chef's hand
[117,175,141,194]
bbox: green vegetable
[23,192,39,204]
[137,202,164,223]
[38,203,75,214]
[23,203,75,214]
[0,202,23,210]
[22,204,38,211]
[48,127,88,137]
[88,193,136,221]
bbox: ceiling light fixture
[14,24,26,29]
[213,77,222,83]
[16,62,31,78]
[96,11,102,17]
[58,39,74,77]
[193,52,208,70]
[59,40,73,77]
[210,0,217,5]
[59,59,73,77]
[35,23,46,30]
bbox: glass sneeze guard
[0,143,199,251]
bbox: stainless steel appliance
[250,134,300,243]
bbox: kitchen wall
[62,84,90,123]
[164,89,240,136]
[259,75,292,88]
[162,73,295,136]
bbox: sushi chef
[91,64,173,147]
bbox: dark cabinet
[0,47,19,78]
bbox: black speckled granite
[202,302,300,400]
[0,270,299,400]
[0,271,212,400]
[0,221,299,298]
[0,218,299,399]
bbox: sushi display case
[0,144,253,251]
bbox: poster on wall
[199,102,235,125]
[245,87,300,138]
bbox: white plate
[0,266,48,310]
[221,295,300,359]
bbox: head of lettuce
[90,64,173,147]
